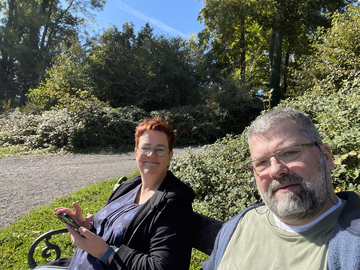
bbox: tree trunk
[269,9,283,108]
[240,19,246,86]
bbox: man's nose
[269,157,288,178]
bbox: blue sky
[91,0,205,38]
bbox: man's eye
[280,150,300,157]
[254,159,268,167]
[141,147,151,152]
[156,148,166,153]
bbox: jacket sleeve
[109,197,195,270]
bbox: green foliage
[154,102,261,146]
[25,39,92,113]
[199,0,355,101]
[291,4,360,95]
[1,98,259,153]
[1,73,359,269]
[32,23,203,112]
[171,134,255,222]
[0,0,106,107]
[0,100,147,152]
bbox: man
[202,108,360,270]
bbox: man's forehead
[249,122,305,153]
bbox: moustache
[268,174,304,195]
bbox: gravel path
[0,147,198,228]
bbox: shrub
[153,101,261,146]
[0,99,260,152]
[0,101,148,151]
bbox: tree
[198,0,355,107]
[26,22,203,112]
[0,0,106,107]
[291,4,360,94]
[87,23,201,111]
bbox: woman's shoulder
[161,171,195,199]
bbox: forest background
[0,0,360,268]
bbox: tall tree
[291,4,360,94]
[27,23,202,112]
[199,0,355,107]
[0,0,105,107]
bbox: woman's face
[135,130,173,179]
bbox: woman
[53,117,195,270]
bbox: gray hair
[247,108,322,145]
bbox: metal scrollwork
[27,228,69,269]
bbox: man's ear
[321,144,335,171]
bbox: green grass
[0,170,207,270]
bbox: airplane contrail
[114,0,186,37]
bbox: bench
[28,177,223,269]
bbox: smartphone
[57,213,80,229]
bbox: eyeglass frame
[247,142,320,174]
[136,145,171,157]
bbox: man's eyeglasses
[137,144,170,157]
[247,142,318,175]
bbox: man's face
[249,121,335,225]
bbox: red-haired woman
[52,117,195,270]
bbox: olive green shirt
[218,203,345,270]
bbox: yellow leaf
[334,158,342,165]
[348,150,358,156]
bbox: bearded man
[202,108,360,270]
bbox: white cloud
[114,0,186,37]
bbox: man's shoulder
[222,203,266,231]
[336,191,360,233]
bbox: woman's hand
[54,202,94,230]
[68,225,110,260]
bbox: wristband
[100,246,116,266]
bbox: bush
[170,134,254,222]
[153,101,261,146]
[0,99,260,152]
[0,100,147,151]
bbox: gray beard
[260,163,331,224]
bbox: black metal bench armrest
[28,228,69,269]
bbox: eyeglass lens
[138,145,168,157]
[251,145,304,173]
